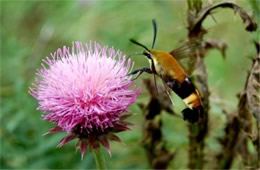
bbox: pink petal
[89,135,96,147]
[99,136,111,156]
[89,135,99,151]
[120,121,135,126]
[107,133,122,143]
[80,140,88,160]
[57,135,77,148]
[113,124,131,132]
[42,126,64,136]
[76,140,81,152]
[29,42,140,133]
[119,113,133,121]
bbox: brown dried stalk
[179,0,258,169]
[239,42,260,168]
[246,42,260,123]
[140,79,176,169]
[216,111,242,168]
[216,43,260,168]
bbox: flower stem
[94,149,106,169]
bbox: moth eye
[143,51,152,59]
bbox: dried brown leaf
[189,2,258,36]
[245,43,260,123]
[203,39,227,58]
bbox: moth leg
[129,68,152,80]
[162,80,175,106]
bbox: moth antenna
[130,39,150,52]
[152,19,157,49]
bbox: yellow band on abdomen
[183,92,200,109]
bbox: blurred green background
[1,0,259,169]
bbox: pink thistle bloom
[29,41,141,159]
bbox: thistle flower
[29,41,141,159]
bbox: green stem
[94,149,106,170]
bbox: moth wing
[169,41,202,74]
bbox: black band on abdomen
[171,77,196,99]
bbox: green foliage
[1,0,258,169]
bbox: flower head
[29,41,141,159]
